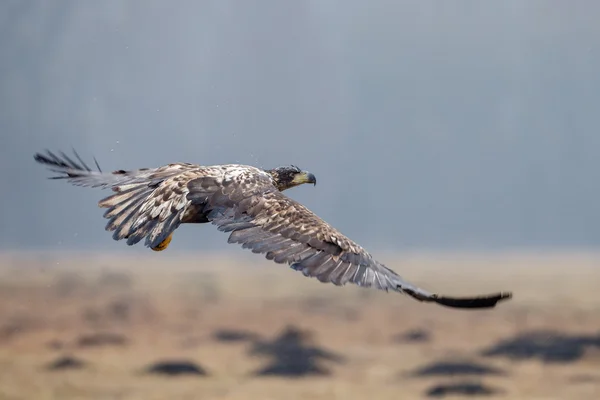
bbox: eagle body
[34,150,511,309]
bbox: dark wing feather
[197,175,511,309]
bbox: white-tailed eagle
[34,150,512,309]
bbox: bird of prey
[34,150,512,309]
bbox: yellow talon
[151,233,173,252]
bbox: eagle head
[267,165,317,191]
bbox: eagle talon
[151,233,173,252]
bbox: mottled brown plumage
[34,149,512,309]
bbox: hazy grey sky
[2,1,599,252]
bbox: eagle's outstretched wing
[34,149,211,249]
[201,180,512,309]
[35,150,512,309]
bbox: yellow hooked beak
[291,171,317,186]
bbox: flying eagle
[34,150,512,309]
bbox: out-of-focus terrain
[0,251,599,400]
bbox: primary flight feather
[34,149,512,309]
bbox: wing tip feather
[427,291,512,309]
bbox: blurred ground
[0,251,599,399]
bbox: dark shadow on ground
[0,315,39,342]
[426,381,504,398]
[46,355,87,371]
[77,332,128,347]
[410,359,506,377]
[481,330,600,363]
[212,328,260,343]
[392,328,432,344]
[144,360,208,376]
[249,325,344,377]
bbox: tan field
[0,251,599,400]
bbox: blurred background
[1,1,599,399]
